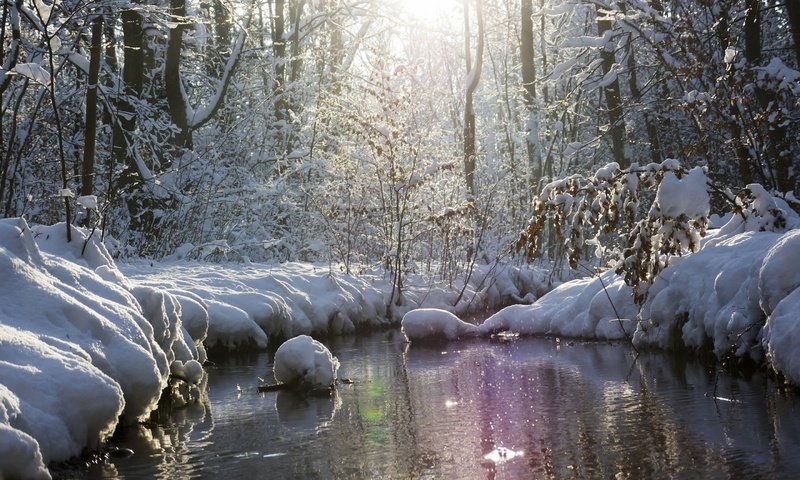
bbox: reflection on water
[65,330,800,479]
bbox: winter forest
[1,0,796,264]
[2,0,800,478]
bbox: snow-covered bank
[0,217,549,476]
[0,220,207,478]
[119,261,550,349]
[478,269,637,340]
[402,308,479,341]
[119,261,390,348]
[478,225,800,384]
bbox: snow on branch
[516,160,795,305]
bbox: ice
[273,335,340,388]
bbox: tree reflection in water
[76,331,800,479]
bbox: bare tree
[463,0,484,198]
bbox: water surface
[68,331,800,479]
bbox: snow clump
[273,335,340,389]
[402,308,479,341]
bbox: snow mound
[273,335,340,388]
[759,229,800,315]
[655,167,709,219]
[170,359,204,385]
[635,231,782,357]
[763,287,800,384]
[478,269,637,340]
[0,219,207,473]
[402,308,479,341]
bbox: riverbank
[2,214,800,478]
[0,217,548,478]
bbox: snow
[9,63,51,86]
[560,30,614,49]
[549,58,577,79]
[478,269,637,340]
[120,261,390,347]
[33,0,53,23]
[5,196,800,477]
[170,359,204,385]
[477,223,800,381]
[655,167,710,219]
[273,335,340,388]
[119,261,548,348]
[0,219,207,475]
[759,230,800,315]
[593,162,619,181]
[724,47,737,64]
[402,308,479,341]
[597,66,619,88]
[635,231,779,357]
[76,195,98,210]
[763,287,800,384]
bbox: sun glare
[395,0,460,27]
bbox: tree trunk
[520,0,540,188]
[289,0,305,84]
[787,0,800,66]
[113,8,145,173]
[272,0,287,125]
[0,0,22,208]
[463,0,484,199]
[80,15,103,205]
[165,0,192,148]
[621,2,660,164]
[595,5,627,168]
[0,0,21,96]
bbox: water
[63,331,800,479]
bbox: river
[60,331,800,479]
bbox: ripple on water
[68,333,800,480]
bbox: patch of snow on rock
[273,335,340,388]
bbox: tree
[80,14,103,207]
[595,2,627,169]
[164,0,250,149]
[463,0,484,198]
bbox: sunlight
[394,0,460,27]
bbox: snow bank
[478,269,637,340]
[119,258,550,351]
[393,263,550,319]
[634,232,780,357]
[402,308,479,341]
[273,335,340,388]
[478,223,800,385]
[0,219,207,475]
[120,262,391,349]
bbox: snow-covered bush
[516,159,797,304]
